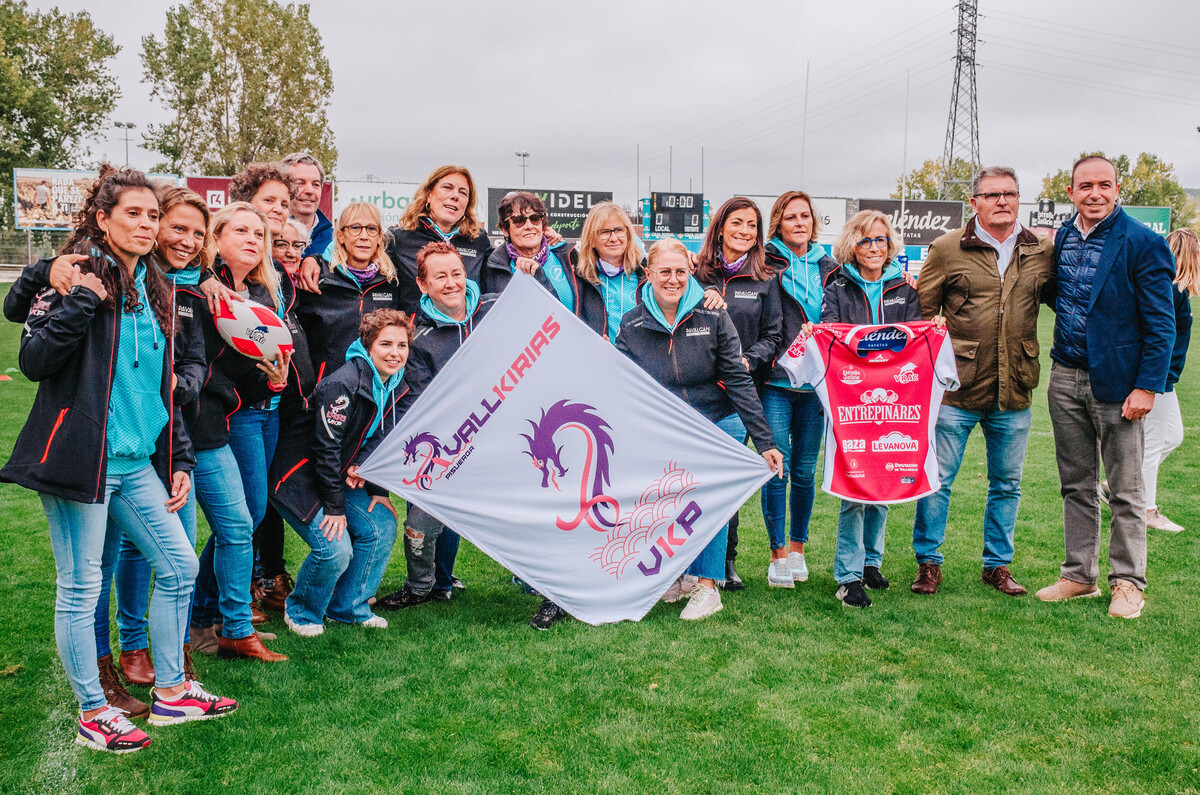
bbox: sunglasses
[508,213,546,228]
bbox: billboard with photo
[14,168,180,230]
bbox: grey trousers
[403,504,446,596]
[1047,364,1147,590]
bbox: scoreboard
[649,192,704,235]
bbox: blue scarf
[769,238,826,323]
[641,276,705,332]
[420,279,480,326]
[424,217,460,242]
[597,269,640,343]
[163,266,201,285]
[843,260,904,324]
[344,338,404,438]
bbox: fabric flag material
[778,322,959,504]
[357,274,773,624]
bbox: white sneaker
[767,558,794,588]
[284,611,324,637]
[661,574,698,603]
[1146,508,1184,533]
[359,613,388,629]
[680,584,723,620]
[1098,480,1110,505]
[788,551,810,582]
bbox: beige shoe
[1146,508,1184,533]
[1035,577,1101,601]
[1108,580,1144,619]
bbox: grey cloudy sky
[41,0,1200,210]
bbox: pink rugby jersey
[779,322,959,504]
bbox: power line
[986,9,1200,58]
[979,60,1200,108]
[984,34,1200,84]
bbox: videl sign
[14,168,179,230]
[487,188,612,240]
[357,274,773,625]
[334,181,420,229]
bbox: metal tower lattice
[938,0,980,199]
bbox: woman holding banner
[760,191,839,589]
[809,210,923,608]
[694,197,782,590]
[616,239,783,621]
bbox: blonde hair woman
[574,201,646,342]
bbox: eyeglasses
[272,240,308,251]
[508,213,545,228]
[598,227,628,241]
[856,236,891,250]
[652,268,689,280]
[343,224,381,237]
[973,191,1019,203]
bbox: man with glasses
[909,166,1055,597]
[1035,155,1175,619]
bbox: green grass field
[0,287,1198,794]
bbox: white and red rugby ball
[214,298,293,361]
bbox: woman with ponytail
[0,167,237,754]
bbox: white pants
[1142,390,1184,510]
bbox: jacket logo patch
[372,293,392,301]
[457,247,478,258]
[883,296,907,306]
[686,327,711,337]
[177,305,194,318]
[325,394,349,426]
[733,290,758,300]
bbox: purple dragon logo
[521,399,620,532]
[402,432,452,490]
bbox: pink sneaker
[148,680,238,726]
[76,706,151,754]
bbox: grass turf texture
[0,285,1198,794]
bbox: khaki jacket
[917,218,1055,410]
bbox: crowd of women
[2,158,1195,755]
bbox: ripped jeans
[403,505,447,597]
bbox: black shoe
[450,576,466,591]
[431,589,452,602]
[863,566,890,590]
[530,599,567,630]
[719,560,746,591]
[376,586,432,611]
[836,581,872,608]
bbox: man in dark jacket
[909,166,1055,597]
[1035,156,1176,620]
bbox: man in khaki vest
[909,166,1055,596]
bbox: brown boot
[260,573,294,612]
[96,654,149,718]
[182,643,197,681]
[981,565,1027,596]
[118,648,155,686]
[251,604,269,626]
[251,580,268,610]
[911,562,943,595]
[190,625,220,655]
[218,633,288,663]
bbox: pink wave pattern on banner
[590,462,696,579]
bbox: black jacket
[821,265,923,325]
[294,266,402,383]
[270,357,417,523]
[479,241,571,300]
[696,264,784,379]
[406,294,498,391]
[571,249,647,339]
[615,303,774,452]
[0,257,193,502]
[765,245,840,384]
[385,218,493,314]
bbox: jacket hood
[641,275,706,331]
[420,279,480,327]
[345,339,404,437]
[842,259,903,288]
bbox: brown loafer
[911,562,942,594]
[118,647,155,686]
[218,633,287,663]
[250,605,269,626]
[97,653,149,718]
[982,565,1027,596]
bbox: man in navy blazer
[1036,155,1175,619]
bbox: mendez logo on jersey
[779,321,960,504]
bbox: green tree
[892,157,976,204]
[0,0,119,229]
[140,0,337,176]
[1041,151,1198,231]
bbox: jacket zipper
[275,457,308,491]
[40,408,68,464]
[95,306,119,500]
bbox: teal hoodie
[344,338,404,438]
[419,279,480,326]
[107,259,169,474]
[843,260,903,324]
[769,238,827,324]
[641,276,706,332]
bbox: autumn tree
[0,0,119,228]
[1041,151,1198,231]
[892,157,976,204]
[140,0,337,176]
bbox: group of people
[1,153,1194,755]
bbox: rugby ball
[214,298,294,361]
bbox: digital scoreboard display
[650,192,704,235]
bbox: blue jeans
[686,413,744,581]
[911,405,1032,568]
[93,486,197,656]
[834,501,887,584]
[434,529,460,594]
[227,408,280,529]
[275,487,398,625]
[189,445,257,639]
[759,385,823,549]
[42,464,198,711]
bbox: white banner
[357,275,773,624]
